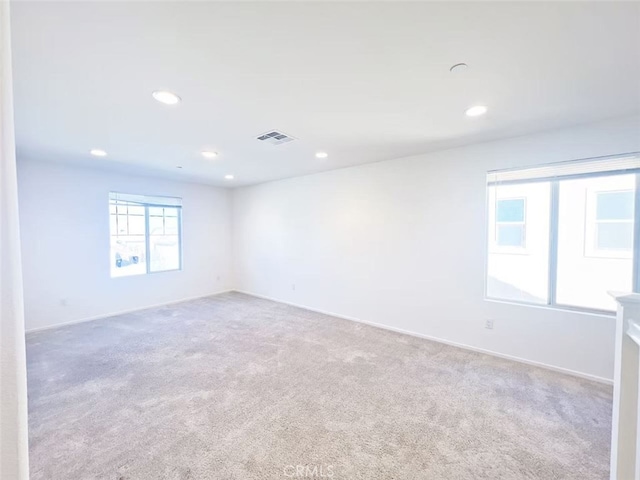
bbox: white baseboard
[234,290,613,386]
[26,290,233,334]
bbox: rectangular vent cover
[256,130,296,146]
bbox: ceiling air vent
[256,130,296,146]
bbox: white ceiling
[11,1,640,187]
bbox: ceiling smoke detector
[256,130,296,146]
[450,63,468,73]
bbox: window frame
[485,162,640,315]
[109,195,183,278]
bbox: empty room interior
[2,1,640,479]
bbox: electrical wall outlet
[291,284,296,291]
[485,319,494,329]
[60,298,69,307]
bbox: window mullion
[633,173,640,292]
[178,208,183,271]
[145,206,151,275]
[548,180,560,306]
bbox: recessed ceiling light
[152,90,181,105]
[90,149,107,157]
[201,151,218,159]
[450,63,468,73]
[315,152,328,159]
[224,174,234,180]
[465,105,488,117]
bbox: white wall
[18,159,232,331]
[232,115,640,382]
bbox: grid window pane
[116,215,128,235]
[596,191,633,220]
[165,216,179,234]
[110,231,147,278]
[596,222,633,250]
[496,199,525,222]
[128,215,146,235]
[497,224,525,247]
[149,215,164,235]
[128,205,145,216]
[110,201,147,277]
[149,206,180,273]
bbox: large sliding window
[109,192,182,278]
[486,154,639,313]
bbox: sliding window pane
[486,182,550,304]
[150,235,180,272]
[149,207,181,272]
[556,174,635,311]
[109,201,147,277]
[149,215,164,235]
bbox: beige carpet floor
[26,292,612,479]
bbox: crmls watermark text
[283,464,335,478]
